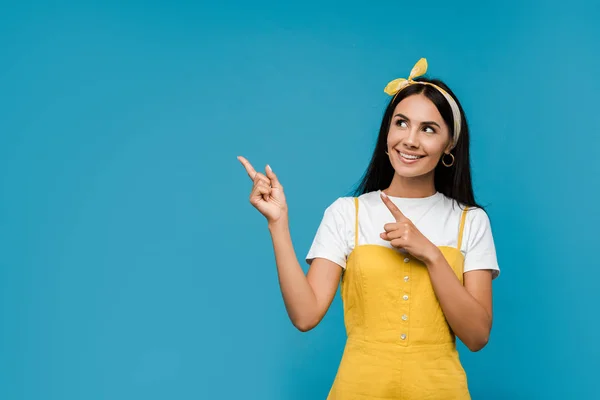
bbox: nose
[403,127,420,149]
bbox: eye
[423,125,436,133]
[395,119,408,128]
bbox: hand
[238,156,288,224]
[379,192,442,265]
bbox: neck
[384,172,437,198]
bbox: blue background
[1,1,599,399]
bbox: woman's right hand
[238,156,288,224]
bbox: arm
[379,192,495,352]
[237,156,341,332]
[269,217,342,331]
[425,254,493,352]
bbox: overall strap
[457,206,469,250]
[354,197,359,248]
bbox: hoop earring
[442,153,455,167]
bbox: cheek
[422,136,450,156]
[386,128,403,146]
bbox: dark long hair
[353,77,482,210]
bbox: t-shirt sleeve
[305,197,354,269]
[462,208,500,279]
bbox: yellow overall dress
[327,198,471,400]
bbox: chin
[392,163,436,179]
[394,170,428,179]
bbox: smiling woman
[238,58,500,400]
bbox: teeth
[399,152,423,160]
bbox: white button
[404,257,410,263]
[403,295,409,301]
[404,276,409,282]
[402,314,408,321]
[400,334,407,340]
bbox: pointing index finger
[380,191,407,222]
[237,156,257,180]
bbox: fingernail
[266,164,272,171]
[381,191,388,198]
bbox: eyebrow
[394,113,441,128]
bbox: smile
[397,151,425,161]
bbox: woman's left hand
[379,192,442,265]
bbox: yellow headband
[384,58,462,147]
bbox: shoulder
[323,190,382,212]
[356,190,384,208]
[318,191,385,226]
[438,196,495,244]
[316,196,356,227]
[465,206,492,230]
[322,196,356,214]
[460,204,496,254]
[440,196,491,225]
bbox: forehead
[393,94,445,124]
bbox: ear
[444,142,454,154]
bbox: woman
[238,58,499,399]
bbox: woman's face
[386,94,453,179]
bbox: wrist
[268,212,289,232]
[424,247,445,267]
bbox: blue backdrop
[1,1,598,399]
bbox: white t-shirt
[306,190,500,279]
